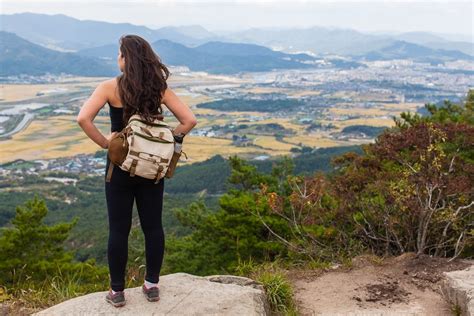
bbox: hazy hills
[361,40,474,63]
[0,31,329,76]
[0,12,220,51]
[0,31,118,77]
[78,39,332,74]
[2,13,472,57]
[224,27,474,57]
[1,12,472,77]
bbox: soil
[286,253,472,316]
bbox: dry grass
[0,77,111,103]
[379,103,423,111]
[251,118,301,132]
[0,113,375,164]
[181,136,270,163]
[245,87,288,94]
[329,107,390,116]
[191,108,221,115]
[324,118,396,129]
[355,93,394,102]
[284,134,358,148]
[171,89,214,106]
[330,91,359,99]
[328,103,423,117]
[1,74,410,164]
[253,136,295,152]
[288,90,322,97]
[0,115,109,163]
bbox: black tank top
[109,105,124,132]
[109,104,165,132]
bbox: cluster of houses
[0,154,107,179]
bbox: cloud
[2,0,472,36]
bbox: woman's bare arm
[162,88,197,135]
[77,81,115,149]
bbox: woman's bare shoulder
[107,77,121,93]
[96,78,121,106]
[103,77,119,88]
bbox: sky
[2,0,473,37]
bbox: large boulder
[33,272,270,316]
[441,265,474,316]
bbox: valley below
[2,58,469,170]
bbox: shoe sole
[106,297,126,307]
[142,287,160,302]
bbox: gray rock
[441,265,474,316]
[33,272,270,316]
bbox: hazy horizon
[2,0,473,38]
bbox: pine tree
[0,196,107,287]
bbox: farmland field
[0,69,427,165]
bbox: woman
[77,34,197,307]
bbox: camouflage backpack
[106,114,184,183]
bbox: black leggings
[104,157,165,292]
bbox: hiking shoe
[105,289,126,307]
[142,284,160,302]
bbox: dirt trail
[287,253,472,316]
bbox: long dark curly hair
[117,34,170,124]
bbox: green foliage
[0,196,109,307]
[341,125,387,137]
[163,156,296,275]
[0,175,212,265]
[196,98,308,112]
[258,271,295,314]
[248,90,473,261]
[234,258,297,315]
[395,89,474,127]
[41,171,80,179]
[2,91,472,313]
[333,92,474,257]
[166,155,232,194]
[164,194,288,275]
[0,196,78,284]
[153,146,364,195]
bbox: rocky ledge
[33,272,270,316]
[442,265,474,316]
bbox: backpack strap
[106,162,114,182]
[154,165,164,184]
[130,159,138,177]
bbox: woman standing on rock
[77,34,197,307]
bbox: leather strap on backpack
[106,162,114,182]
[154,165,164,184]
[130,159,138,177]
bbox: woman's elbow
[183,115,197,129]
[76,115,89,127]
[76,116,84,126]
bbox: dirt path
[287,253,472,316]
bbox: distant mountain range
[2,31,350,77]
[360,40,473,63]
[224,27,474,57]
[0,12,472,77]
[78,39,330,74]
[0,31,118,77]
[0,13,221,51]
[1,13,472,57]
